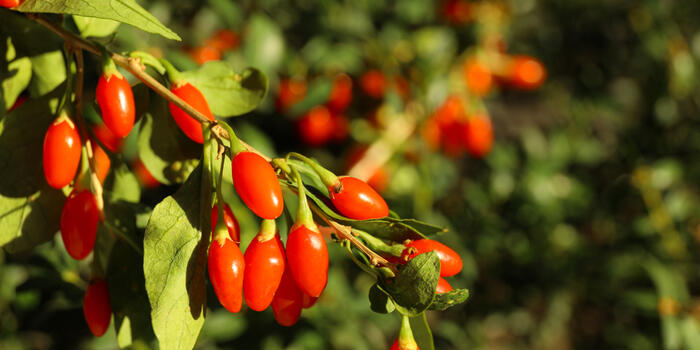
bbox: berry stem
[258,219,277,242]
[216,121,247,156]
[129,51,166,75]
[100,48,122,79]
[287,152,340,192]
[398,315,418,350]
[159,58,183,85]
[290,165,317,232]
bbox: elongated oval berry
[329,176,389,220]
[0,0,20,8]
[60,190,99,260]
[83,279,111,337]
[208,237,244,313]
[93,143,111,184]
[462,115,493,158]
[211,203,240,243]
[91,123,122,152]
[43,117,81,189]
[243,234,285,311]
[401,239,463,277]
[169,82,215,143]
[286,226,328,297]
[231,152,283,219]
[271,265,303,327]
[96,73,135,137]
[436,277,453,294]
[390,339,420,350]
[301,292,318,309]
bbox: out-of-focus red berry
[277,78,307,111]
[327,74,353,112]
[297,105,334,147]
[360,70,387,99]
[463,59,493,96]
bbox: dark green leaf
[0,90,64,252]
[382,252,440,316]
[108,240,155,348]
[138,94,200,185]
[1,37,32,114]
[104,162,141,204]
[409,312,435,350]
[28,50,66,97]
[368,283,395,314]
[16,0,181,41]
[429,289,469,311]
[143,164,208,350]
[181,61,267,117]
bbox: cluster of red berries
[421,96,493,158]
[187,29,240,65]
[464,54,546,96]
[40,63,138,337]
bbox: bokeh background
[2,0,700,349]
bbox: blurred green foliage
[1,0,700,349]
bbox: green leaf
[29,50,66,98]
[104,162,141,203]
[15,0,181,41]
[429,289,469,311]
[138,94,200,185]
[409,312,435,350]
[181,61,267,118]
[144,164,208,350]
[243,14,285,73]
[368,283,395,314]
[108,240,155,348]
[382,252,440,316]
[0,90,64,252]
[73,15,120,38]
[1,37,32,114]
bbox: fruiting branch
[29,13,396,273]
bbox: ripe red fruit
[345,146,389,193]
[231,151,284,219]
[211,203,240,244]
[463,59,493,96]
[327,74,353,112]
[132,158,160,188]
[436,277,453,294]
[329,176,389,220]
[168,82,215,143]
[60,190,99,260]
[297,105,334,147]
[271,265,303,326]
[442,0,473,24]
[189,45,221,65]
[43,116,81,189]
[276,78,307,111]
[401,239,463,277]
[0,0,20,8]
[330,113,349,142]
[360,70,387,98]
[301,292,318,309]
[93,143,111,184]
[92,123,122,152]
[507,55,546,90]
[462,114,493,158]
[205,29,240,52]
[83,279,112,337]
[243,234,286,311]
[96,72,135,137]
[286,226,329,297]
[208,237,245,313]
[390,339,420,350]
